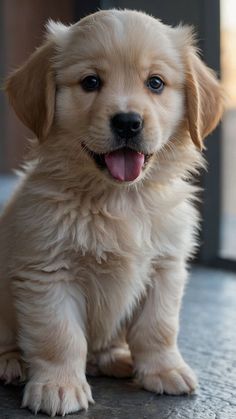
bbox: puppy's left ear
[185,49,224,150]
[5,41,55,141]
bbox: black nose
[110,112,143,138]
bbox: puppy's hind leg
[87,328,133,378]
[0,350,26,384]
[0,295,26,384]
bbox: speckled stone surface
[0,267,236,418]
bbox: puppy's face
[55,11,185,183]
[6,10,223,185]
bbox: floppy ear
[5,41,55,141]
[185,50,224,150]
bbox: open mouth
[82,145,152,182]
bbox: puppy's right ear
[5,41,55,141]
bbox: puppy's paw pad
[140,365,197,395]
[0,354,26,384]
[22,379,94,416]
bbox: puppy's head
[6,10,223,184]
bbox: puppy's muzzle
[110,112,143,140]
[83,112,152,183]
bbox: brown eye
[81,75,101,92]
[146,76,165,93]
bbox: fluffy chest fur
[4,169,198,270]
[1,171,198,350]
[55,177,198,348]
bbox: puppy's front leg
[13,278,93,416]
[127,261,197,395]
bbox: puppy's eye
[146,76,165,93]
[81,75,101,92]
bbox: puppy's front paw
[139,363,197,395]
[22,373,94,416]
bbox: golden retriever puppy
[0,9,223,416]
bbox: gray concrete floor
[0,267,236,418]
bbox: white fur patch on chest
[66,180,197,263]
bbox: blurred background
[0,0,235,270]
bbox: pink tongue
[104,148,145,182]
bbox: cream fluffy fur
[0,9,223,416]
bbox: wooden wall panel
[2,0,75,171]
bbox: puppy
[0,9,223,416]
